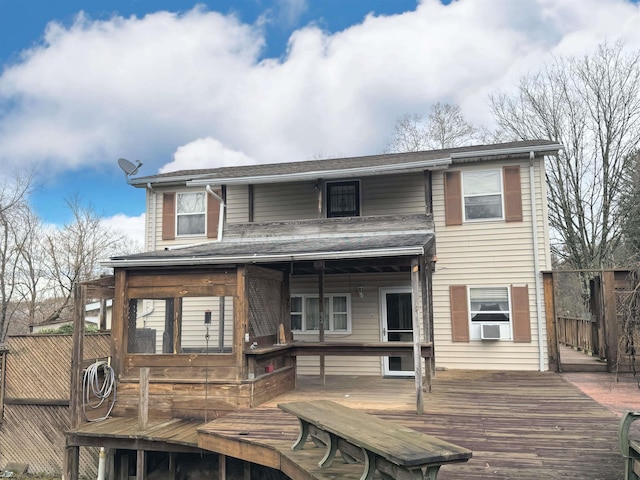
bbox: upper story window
[291,294,351,333]
[462,169,503,221]
[177,192,206,236]
[444,166,522,226]
[326,181,360,218]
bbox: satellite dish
[117,158,143,176]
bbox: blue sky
[1,0,640,244]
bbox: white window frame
[468,286,512,341]
[462,169,504,222]
[176,191,206,237]
[291,294,352,334]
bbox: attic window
[177,192,206,236]
[326,180,360,218]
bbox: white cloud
[160,137,255,172]
[101,213,146,248]
[1,0,640,178]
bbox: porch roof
[104,214,434,268]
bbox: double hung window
[291,294,350,333]
[177,192,206,236]
[462,169,503,221]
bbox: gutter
[205,185,225,242]
[450,143,563,160]
[146,183,156,251]
[185,157,453,187]
[101,245,428,268]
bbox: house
[64,139,562,479]
[107,139,561,375]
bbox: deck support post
[62,445,79,480]
[411,258,425,415]
[218,454,226,480]
[136,450,146,480]
[243,461,251,480]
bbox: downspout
[529,151,545,371]
[206,185,226,242]
[146,183,156,251]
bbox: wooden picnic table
[278,399,471,480]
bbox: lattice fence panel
[0,405,98,477]
[248,276,282,337]
[5,334,109,400]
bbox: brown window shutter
[511,285,531,342]
[450,285,469,342]
[503,166,523,222]
[162,192,175,240]
[444,171,462,226]
[207,189,222,239]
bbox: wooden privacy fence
[557,316,598,355]
[0,334,110,477]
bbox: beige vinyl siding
[181,297,234,351]
[253,182,319,221]
[291,272,420,376]
[431,158,550,371]
[132,297,233,354]
[226,185,249,224]
[360,173,425,216]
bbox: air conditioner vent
[480,324,501,340]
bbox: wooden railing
[557,316,598,355]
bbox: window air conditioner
[480,324,501,340]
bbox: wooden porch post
[602,271,619,373]
[411,258,425,414]
[542,272,560,372]
[316,261,326,386]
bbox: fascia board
[101,246,426,268]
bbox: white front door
[380,287,414,377]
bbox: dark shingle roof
[105,214,434,268]
[130,140,561,187]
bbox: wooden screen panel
[511,285,531,343]
[444,171,462,226]
[450,285,469,342]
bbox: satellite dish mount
[118,158,143,177]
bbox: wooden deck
[199,370,626,479]
[67,370,628,479]
[559,344,608,372]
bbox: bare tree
[43,198,129,324]
[620,151,640,262]
[386,102,481,153]
[0,171,34,341]
[491,42,640,270]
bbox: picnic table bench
[620,411,640,480]
[278,400,471,480]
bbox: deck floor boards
[70,370,633,479]
[200,370,628,479]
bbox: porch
[68,370,631,479]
